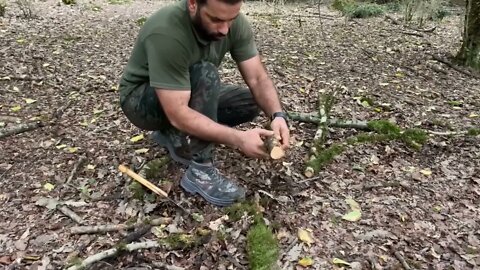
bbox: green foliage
[0,0,6,17]
[467,128,480,136]
[163,233,196,249]
[62,0,76,5]
[346,3,385,18]
[136,16,147,26]
[247,221,279,270]
[367,120,401,136]
[307,144,346,172]
[128,181,145,200]
[401,128,427,150]
[402,0,450,27]
[332,0,384,18]
[224,201,260,221]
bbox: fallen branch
[401,31,424,37]
[70,217,172,235]
[431,54,480,79]
[0,75,44,81]
[0,121,44,139]
[66,240,160,270]
[394,251,411,270]
[36,197,85,224]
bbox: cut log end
[265,137,285,160]
[304,167,314,178]
[270,146,285,159]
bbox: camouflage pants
[121,61,260,162]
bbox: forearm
[249,75,283,117]
[169,107,241,147]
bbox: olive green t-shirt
[119,0,258,100]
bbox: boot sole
[151,132,191,166]
[180,175,241,207]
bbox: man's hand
[237,128,274,159]
[270,117,290,149]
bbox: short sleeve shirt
[119,0,258,100]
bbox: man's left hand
[270,117,290,150]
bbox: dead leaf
[297,228,314,246]
[298,257,314,267]
[130,134,144,143]
[332,258,351,266]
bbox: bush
[332,0,385,18]
[0,0,6,17]
[62,0,76,5]
[346,3,385,18]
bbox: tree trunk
[456,0,480,70]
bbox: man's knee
[189,61,220,91]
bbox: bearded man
[119,0,290,207]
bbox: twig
[394,251,411,270]
[66,156,87,184]
[57,205,84,224]
[70,217,172,234]
[0,75,45,81]
[384,14,400,25]
[363,181,410,191]
[151,261,185,270]
[401,31,424,37]
[0,121,44,139]
[66,240,161,270]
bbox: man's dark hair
[197,0,243,6]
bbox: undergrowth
[332,0,385,18]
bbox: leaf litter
[0,0,479,269]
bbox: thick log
[265,136,285,159]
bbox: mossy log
[287,111,370,130]
[0,121,43,139]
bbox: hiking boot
[151,130,191,166]
[180,161,246,207]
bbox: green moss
[224,201,259,221]
[136,17,147,26]
[401,128,428,149]
[367,120,401,136]
[307,144,346,172]
[467,128,480,136]
[332,0,355,12]
[128,181,145,200]
[162,233,196,250]
[247,221,279,270]
[143,157,171,179]
[116,242,128,252]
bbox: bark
[457,0,480,70]
[0,121,43,139]
[265,137,285,159]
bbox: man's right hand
[236,128,274,159]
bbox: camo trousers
[120,61,260,162]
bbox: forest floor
[0,0,479,269]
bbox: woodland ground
[0,0,479,269]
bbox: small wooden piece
[119,164,168,198]
[265,136,285,159]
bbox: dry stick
[70,217,172,235]
[57,205,84,224]
[0,121,43,139]
[394,251,411,270]
[66,240,161,270]
[66,156,87,184]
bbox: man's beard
[192,10,226,42]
